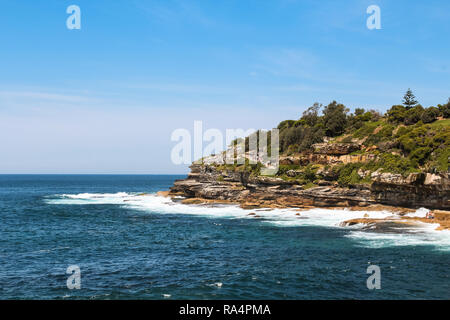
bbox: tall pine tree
[402,88,418,109]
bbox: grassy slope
[276,118,449,187]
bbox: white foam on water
[46,192,135,205]
[46,193,450,251]
[346,223,450,252]
[405,207,430,218]
[64,192,130,199]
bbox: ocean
[0,175,448,299]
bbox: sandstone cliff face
[370,171,449,209]
[170,164,450,210]
[312,142,361,155]
[280,153,377,166]
[170,139,449,210]
[279,142,378,167]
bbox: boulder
[312,143,361,155]
[424,173,443,186]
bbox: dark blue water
[0,175,448,299]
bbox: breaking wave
[46,192,450,251]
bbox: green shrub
[421,107,440,123]
[353,121,380,138]
[278,164,301,174]
[378,153,418,175]
[438,99,450,118]
[435,148,450,171]
[303,166,317,182]
[387,105,407,123]
[404,105,424,125]
[334,163,363,186]
[409,147,432,166]
[365,123,394,145]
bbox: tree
[277,120,295,130]
[301,103,322,127]
[404,105,424,125]
[387,105,407,123]
[368,109,382,121]
[421,107,440,123]
[402,88,418,109]
[438,98,450,118]
[298,126,324,150]
[322,101,349,137]
[279,126,303,152]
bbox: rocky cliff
[167,102,450,231]
[170,163,450,210]
[169,137,449,210]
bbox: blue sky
[0,0,449,173]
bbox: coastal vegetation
[222,90,450,188]
[170,90,449,216]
